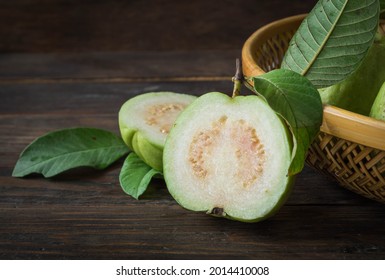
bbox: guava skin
[370,81,385,121]
[163,92,294,222]
[131,131,164,171]
[118,92,197,171]
[319,35,385,116]
[210,173,295,223]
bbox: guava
[163,92,294,222]
[370,81,385,120]
[118,92,197,171]
[319,32,385,115]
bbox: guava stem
[232,58,243,98]
[209,207,226,217]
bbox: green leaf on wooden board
[281,0,380,88]
[13,127,129,177]
[119,152,162,199]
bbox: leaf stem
[232,58,243,98]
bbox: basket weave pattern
[254,30,295,72]
[242,16,385,203]
[308,133,385,202]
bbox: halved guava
[119,92,197,171]
[163,92,294,222]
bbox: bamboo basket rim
[242,14,385,151]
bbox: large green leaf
[381,0,385,13]
[281,0,380,88]
[252,69,323,175]
[119,153,161,199]
[13,128,130,177]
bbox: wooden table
[1,51,385,260]
[1,0,385,260]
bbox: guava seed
[146,103,186,134]
[188,116,266,188]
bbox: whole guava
[319,32,385,115]
[370,81,385,120]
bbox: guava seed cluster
[145,103,186,134]
[188,115,266,189]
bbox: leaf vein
[17,144,127,174]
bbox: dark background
[0,0,317,53]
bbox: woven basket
[242,14,385,203]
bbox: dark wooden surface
[1,0,385,260]
[0,0,317,53]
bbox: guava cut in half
[119,92,197,171]
[163,92,294,222]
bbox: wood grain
[0,51,237,81]
[1,0,384,259]
[0,0,317,53]
[1,58,384,259]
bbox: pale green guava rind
[224,174,295,223]
[319,37,385,116]
[370,81,385,121]
[131,131,164,171]
[163,92,293,222]
[118,92,197,171]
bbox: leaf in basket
[281,0,380,88]
[252,69,323,175]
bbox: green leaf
[13,127,130,178]
[119,153,161,199]
[281,0,380,88]
[252,69,323,175]
[381,0,385,14]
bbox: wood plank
[1,49,384,260]
[2,116,384,260]
[0,0,317,53]
[5,120,381,260]
[0,51,238,81]
[1,204,384,259]
[0,81,233,115]
[2,142,384,260]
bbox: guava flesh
[319,34,385,116]
[370,81,385,120]
[163,92,293,222]
[118,92,197,171]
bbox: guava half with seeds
[119,92,197,171]
[163,92,294,222]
